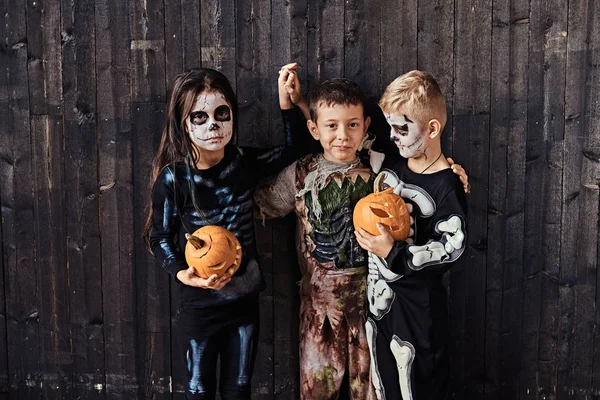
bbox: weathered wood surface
[0,1,599,398]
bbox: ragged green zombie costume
[255,153,375,400]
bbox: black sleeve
[385,189,467,276]
[240,107,315,180]
[149,166,187,279]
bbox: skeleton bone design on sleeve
[407,214,466,270]
[367,253,397,319]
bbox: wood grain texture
[0,0,598,397]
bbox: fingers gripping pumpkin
[184,226,243,279]
[353,180,411,242]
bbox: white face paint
[385,113,428,158]
[186,91,233,152]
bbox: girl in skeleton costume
[143,66,309,400]
[355,71,468,400]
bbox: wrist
[295,98,307,107]
[279,97,294,110]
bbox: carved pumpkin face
[353,187,410,241]
[184,225,242,279]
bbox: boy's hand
[447,157,471,194]
[355,225,395,258]
[278,63,299,110]
[176,267,231,290]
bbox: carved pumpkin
[184,225,242,279]
[353,184,410,241]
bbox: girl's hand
[447,157,471,194]
[355,225,395,259]
[278,63,298,109]
[176,267,231,290]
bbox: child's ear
[364,116,371,132]
[307,120,320,140]
[428,119,442,139]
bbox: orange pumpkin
[184,225,242,279]
[353,186,411,241]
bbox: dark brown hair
[142,68,237,247]
[308,78,366,122]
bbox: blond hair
[379,70,447,129]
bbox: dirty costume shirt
[255,154,374,332]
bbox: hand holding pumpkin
[177,267,231,290]
[355,224,395,259]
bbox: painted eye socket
[190,111,208,126]
[214,105,231,122]
[393,125,409,136]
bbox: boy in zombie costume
[255,79,375,399]
[355,71,468,400]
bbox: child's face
[309,103,369,163]
[385,112,428,158]
[185,91,233,153]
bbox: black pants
[176,301,259,400]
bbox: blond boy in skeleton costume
[355,70,468,400]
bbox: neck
[193,146,226,169]
[407,143,446,174]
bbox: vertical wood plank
[486,4,511,398]
[344,0,381,101]
[165,0,201,82]
[25,0,62,116]
[131,0,166,102]
[270,217,301,400]
[31,115,71,400]
[417,0,454,155]
[236,0,272,147]
[61,0,106,398]
[451,114,490,399]
[1,0,42,398]
[290,0,308,86]
[587,3,600,394]
[561,1,600,397]
[133,102,170,400]
[236,1,275,397]
[451,1,492,398]
[95,0,138,398]
[380,0,417,88]
[0,1,12,394]
[307,0,345,88]
[523,0,568,397]
[270,3,301,397]
[201,0,236,85]
[498,2,529,398]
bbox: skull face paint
[186,91,233,152]
[385,113,428,159]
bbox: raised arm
[241,63,315,183]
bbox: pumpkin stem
[187,235,205,250]
[374,173,385,193]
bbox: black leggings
[176,306,259,400]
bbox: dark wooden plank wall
[0,1,599,399]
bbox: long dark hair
[142,68,237,247]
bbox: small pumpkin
[353,180,411,241]
[184,225,242,279]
